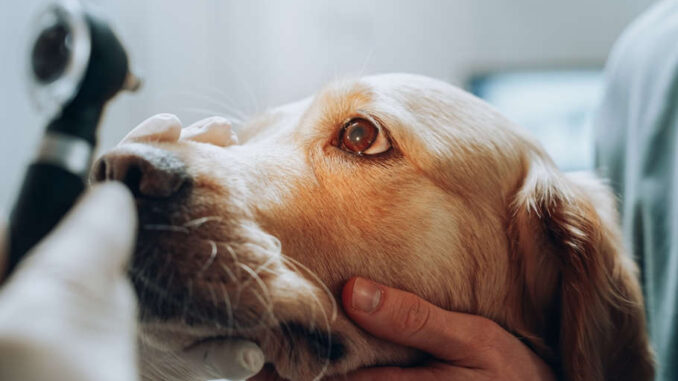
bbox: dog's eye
[339,118,391,155]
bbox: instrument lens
[32,19,72,84]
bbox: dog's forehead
[312,73,464,113]
[237,73,520,169]
[236,97,313,143]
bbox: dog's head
[93,74,653,381]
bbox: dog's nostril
[122,164,143,196]
[92,159,107,183]
[91,146,190,199]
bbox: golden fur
[99,74,654,381]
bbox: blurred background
[0,0,656,210]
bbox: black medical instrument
[4,0,140,278]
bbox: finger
[184,339,264,380]
[342,277,504,363]
[121,113,182,144]
[22,182,137,288]
[180,116,238,147]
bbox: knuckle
[392,293,431,338]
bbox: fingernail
[239,347,265,373]
[352,277,382,313]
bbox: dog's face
[94,74,653,381]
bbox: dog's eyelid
[345,111,380,128]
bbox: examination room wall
[0,0,655,210]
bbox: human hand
[0,183,139,381]
[330,277,557,381]
[0,165,263,381]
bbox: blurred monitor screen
[470,69,604,172]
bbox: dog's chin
[129,211,349,380]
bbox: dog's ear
[509,155,654,381]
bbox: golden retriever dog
[92,74,654,381]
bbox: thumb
[17,182,137,289]
[342,277,502,364]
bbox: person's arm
[334,277,556,381]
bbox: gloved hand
[0,181,264,380]
[0,183,139,381]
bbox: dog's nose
[91,144,190,198]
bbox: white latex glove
[184,339,266,380]
[0,183,139,381]
[0,179,264,381]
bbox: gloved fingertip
[185,339,265,380]
[237,342,266,375]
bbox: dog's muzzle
[91,143,190,198]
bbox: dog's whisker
[218,283,234,333]
[206,285,222,329]
[282,254,338,322]
[242,288,277,331]
[278,257,325,326]
[253,255,279,277]
[195,84,250,117]
[167,89,248,121]
[224,244,243,290]
[311,294,333,380]
[219,259,243,309]
[218,262,238,284]
[238,262,273,306]
[309,284,334,381]
[183,216,223,228]
[357,48,375,79]
[136,223,335,379]
[180,107,244,124]
[129,270,175,309]
[163,90,244,117]
[133,282,212,327]
[268,235,283,253]
[275,255,334,380]
[279,321,297,365]
[131,246,159,316]
[275,257,333,380]
[224,62,261,113]
[141,342,209,381]
[198,240,218,274]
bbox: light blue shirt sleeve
[595,1,678,380]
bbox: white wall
[0,0,655,210]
